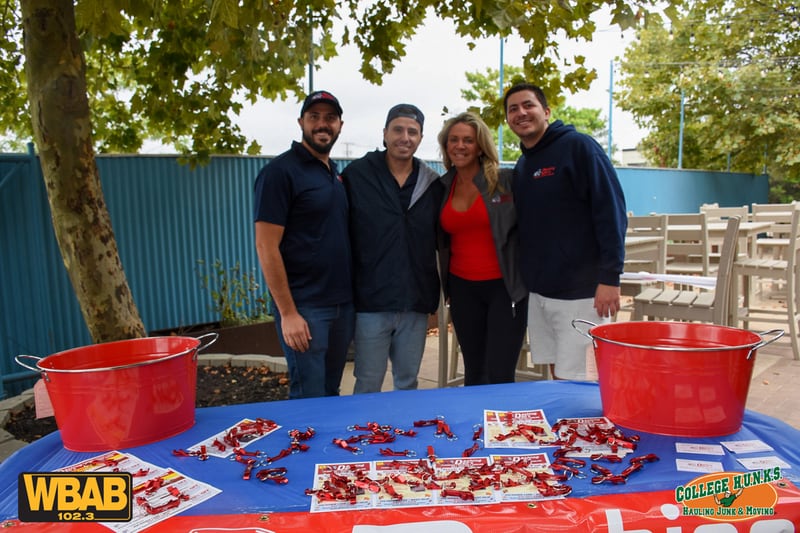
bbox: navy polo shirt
[253,141,353,307]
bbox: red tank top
[440,181,502,281]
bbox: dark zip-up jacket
[343,150,443,314]
[513,120,627,299]
[438,167,528,305]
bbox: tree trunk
[21,0,146,342]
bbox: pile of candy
[305,451,574,504]
[549,418,660,484]
[306,460,437,504]
[590,454,660,485]
[173,418,279,461]
[173,420,315,484]
[331,418,456,456]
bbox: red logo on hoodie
[532,167,556,179]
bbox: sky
[225,13,645,162]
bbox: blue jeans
[274,303,354,399]
[352,311,428,393]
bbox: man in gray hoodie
[343,104,444,393]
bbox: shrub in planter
[195,260,282,355]
[196,259,272,327]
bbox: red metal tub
[573,320,782,437]
[16,333,217,451]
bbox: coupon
[721,439,774,454]
[433,456,497,504]
[490,453,567,501]
[484,409,557,448]
[308,461,375,512]
[675,442,726,455]
[373,458,436,508]
[675,458,724,473]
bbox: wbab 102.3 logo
[18,472,132,522]
[675,468,781,521]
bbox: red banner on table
[6,481,800,532]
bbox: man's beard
[303,128,339,155]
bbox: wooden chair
[700,204,749,221]
[751,202,799,260]
[752,201,798,214]
[664,212,712,276]
[621,214,668,297]
[748,202,799,297]
[700,204,749,263]
[733,208,800,360]
[632,216,741,326]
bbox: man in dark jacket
[505,83,627,381]
[343,104,444,393]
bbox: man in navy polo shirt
[254,90,355,399]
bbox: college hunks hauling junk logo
[675,468,780,521]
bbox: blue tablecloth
[2,380,799,519]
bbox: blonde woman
[437,112,528,385]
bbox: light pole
[607,60,614,160]
[678,88,685,169]
[308,46,314,92]
[307,14,314,92]
[498,38,505,159]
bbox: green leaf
[211,0,239,29]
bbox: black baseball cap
[385,104,424,130]
[300,90,343,116]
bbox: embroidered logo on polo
[532,167,556,179]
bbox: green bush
[196,259,272,327]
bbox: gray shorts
[527,293,609,380]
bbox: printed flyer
[483,409,557,448]
[307,453,567,513]
[58,451,221,533]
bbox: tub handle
[14,354,43,373]
[14,355,50,382]
[571,319,599,341]
[195,332,219,360]
[748,329,785,359]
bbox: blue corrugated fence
[0,151,768,397]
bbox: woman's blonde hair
[437,111,501,195]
